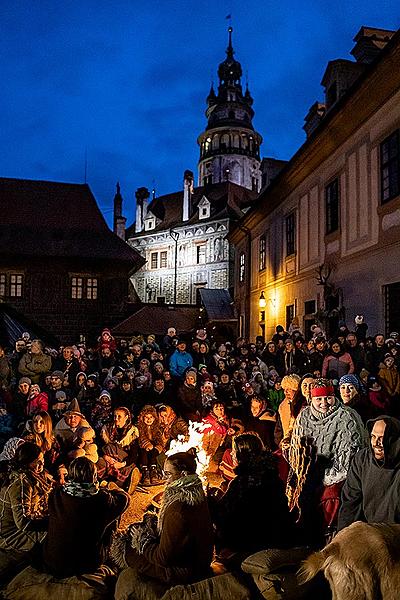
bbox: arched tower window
[212,135,219,150]
[221,134,229,150]
[232,134,240,148]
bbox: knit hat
[51,370,64,380]
[19,377,31,386]
[99,390,111,400]
[384,353,394,362]
[64,398,84,417]
[87,373,98,383]
[55,390,67,401]
[339,374,360,390]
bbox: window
[71,277,83,299]
[285,213,296,256]
[252,177,259,192]
[325,178,340,234]
[160,251,167,268]
[381,130,400,204]
[10,274,23,297]
[304,300,316,315]
[151,252,158,269]
[239,252,245,282]
[196,244,206,264]
[259,235,266,271]
[86,278,98,300]
[0,274,5,296]
[203,176,212,186]
[286,304,295,331]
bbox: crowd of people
[0,317,400,597]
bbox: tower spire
[227,26,234,59]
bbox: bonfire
[165,420,210,485]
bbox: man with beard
[338,417,400,530]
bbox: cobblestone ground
[121,472,223,528]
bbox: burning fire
[165,420,210,483]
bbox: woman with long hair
[22,410,60,473]
[97,406,140,494]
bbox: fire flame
[165,420,210,483]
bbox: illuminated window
[160,251,167,268]
[0,274,5,296]
[71,277,83,299]
[151,252,158,269]
[10,274,23,297]
[286,304,295,331]
[286,213,296,256]
[197,244,206,264]
[381,130,399,204]
[259,235,266,271]
[239,252,245,282]
[325,178,340,234]
[86,278,98,300]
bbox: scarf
[63,481,99,497]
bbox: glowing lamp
[259,291,266,308]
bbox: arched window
[212,135,219,150]
[221,134,229,150]
[232,134,240,148]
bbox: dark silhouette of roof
[126,180,257,238]
[112,304,199,336]
[199,288,236,321]
[0,177,145,268]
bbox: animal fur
[298,521,400,600]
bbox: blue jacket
[169,350,193,378]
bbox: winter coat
[378,365,400,397]
[43,485,128,577]
[54,417,98,463]
[25,392,49,416]
[137,407,164,453]
[0,469,49,552]
[169,350,193,379]
[177,383,202,422]
[18,352,52,384]
[202,413,229,458]
[159,407,189,450]
[247,409,276,451]
[210,452,296,554]
[338,417,400,530]
[322,351,354,379]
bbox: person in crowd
[261,341,280,372]
[299,373,315,405]
[162,327,177,356]
[91,389,114,435]
[367,333,388,374]
[114,451,213,592]
[47,370,71,418]
[53,346,80,390]
[247,396,276,450]
[0,437,25,487]
[54,399,98,479]
[322,339,355,381]
[17,339,51,385]
[137,405,164,486]
[202,400,234,471]
[147,377,172,408]
[25,383,48,416]
[158,405,189,452]
[272,325,289,346]
[216,371,238,411]
[97,406,140,494]
[200,380,217,413]
[0,344,11,394]
[177,368,202,422]
[278,337,308,376]
[274,373,303,448]
[346,332,367,374]
[43,456,129,578]
[378,352,400,413]
[338,417,400,530]
[268,377,285,411]
[339,374,369,421]
[22,411,60,474]
[287,378,366,545]
[366,375,390,417]
[0,442,51,566]
[169,339,193,380]
[9,377,31,429]
[209,432,296,565]
[118,377,136,410]
[307,336,327,377]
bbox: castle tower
[197,27,263,191]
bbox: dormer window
[198,196,210,220]
[145,218,155,230]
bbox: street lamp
[259,291,266,308]
[169,229,180,305]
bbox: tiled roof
[0,178,145,267]
[112,304,200,336]
[126,181,257,238]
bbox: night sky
[1,1,398,228]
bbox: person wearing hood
[322,339,354,382]
[338,416,400,530]
[248,396,276,451]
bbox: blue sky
[1,1,398,227]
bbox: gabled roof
[0,177,145,268]
[126,181,257,238]
[112,304,199,336]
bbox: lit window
[160,251,167,268]
[197,244,206,264]
[285,213,296,256]
[71,277,83,299]
[86,278,98,300]
[10,274,23,297]
[259,235,266,271]
[239,252,245,282]
[0,274,5,296]
[381,130,400,204]
[151,252,158,269]
[325,178,339,234]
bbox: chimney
[135,187,150,233]
[183,170,194,222]
[113,182,126,239]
